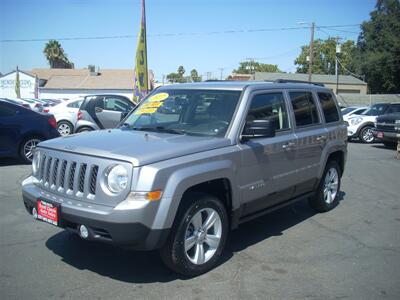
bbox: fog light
[79,225,89,239]
[32,207,38,219]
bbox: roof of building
[27,68,146,90]
[254,72,367,85]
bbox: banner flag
[133,0,148,102]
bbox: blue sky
[0,0,376,81]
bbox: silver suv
[22,81,347,276]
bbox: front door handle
[316,135,327,142]
[282,141,296,150]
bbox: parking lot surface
[1,142,399,299]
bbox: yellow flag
[134,0,148,101]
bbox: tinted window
[246,93,289,130]
[0,104,16,117]
[362,104,389,116]
[289,91,320,127]
[317,92,339,123]
[341,107,356,115]
[388,104,400,113]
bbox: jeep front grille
[37,154,99,198]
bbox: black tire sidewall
[57,120,73,135]
[310,161,341,212]
[161,193,228,276]
[360,126,374,143]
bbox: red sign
[37,200,59,226]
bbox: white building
[0,70,37,98]
[0,67,155,100]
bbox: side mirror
[241,119,275,141]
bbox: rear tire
[57,120,74,136]
[309,161,341,213]
[359,126,375,143]
[19,136,42,164]
[160,192,228,276]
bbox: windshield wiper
[131,126,186,135]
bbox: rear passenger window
[317,92,339,123]
[246,92,289,131]
[289,91,320,127]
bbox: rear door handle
[282,142,296,150]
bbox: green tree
[294,38,357,75]
[43,40,74,69]
[233,61,281,74]
[190,69,201,82]
[166,72,180,83]
[167,66,188,83]
[356,0,400,93]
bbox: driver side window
[246,92,290,131]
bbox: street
[1,142,399,299]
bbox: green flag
[15,66,21,98]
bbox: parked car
[74,94,136,132]
[347,103,400,143]
[22,81,347,276]
[341,106,368,121]
[9,98,43,112]
[1,98,31,109]
[373,113,400,148]
[0,100,60,163]
[44,98,84,136]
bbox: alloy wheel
[323,167,339,204]
[23,139,41,161]
[57,123,72,136]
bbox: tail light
[34,103,41,108]
[43,108,50,113]
[48,116,57,128]
[77,111,83,120]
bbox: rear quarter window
[317,92,340,123]
[289,91,320,127]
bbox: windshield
[122,89,242,137]
[362,104,388,116]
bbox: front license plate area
[37,200,60,226]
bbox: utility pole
[308,22,315,83]
[218,68,225,80]
[335,36,342,95]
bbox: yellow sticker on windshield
[149,92,169,102]
[134,107,158,115]
[142,101,163,108]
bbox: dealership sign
[0,70,37,98]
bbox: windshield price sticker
[149,93,169,102]
[142,102,163,109]
[134,107,158,115]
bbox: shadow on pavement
[371,145,396,151]
[0,157,26,167]
[46,191,345,283]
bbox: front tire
[160,192,228,276]
[19,136,42,163]
[76,126,93,133]
[359,126,375,143]
[309,161,341,212]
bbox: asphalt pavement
[1,142,399,299]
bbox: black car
[75,94,136,132]
[373,113,400,148]
[0,100,60,163]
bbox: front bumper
[22,177,170,250]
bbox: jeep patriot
[22,81,347,276]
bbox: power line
[0,24,361,43]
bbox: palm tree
[43,40,73,68]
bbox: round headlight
[106,165,128,193]
[32,151,40,175]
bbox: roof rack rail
[272,79,325,87]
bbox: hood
[38,129,232,166]
[376,113,400,123]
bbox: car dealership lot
[0,142,399,299]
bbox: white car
[44,98,83,136]
[341,106,368,122]
[347,103,397,143]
